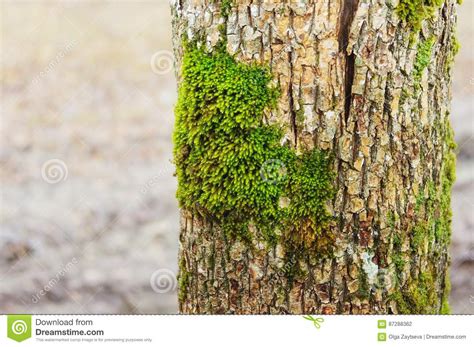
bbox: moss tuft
[220,0,233,18]
[446,32,460,74]
[174,43,335,249]
[440,271,451,314]
[392,271,438,314]
[413,36,436,91]
[285,150,336,247]
[178,257,190,302]
[397,0,444,33]
[410,221,429,249]
[436,117,456,246]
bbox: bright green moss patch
[397,0,444,33]
[174,43,335,248]
[413,36,435,91]
[440,297,451,314]
[174,45,286,241]
[440,271,451,314]
[285,150,336,247]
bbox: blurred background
[0,1,472,314]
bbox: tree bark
[171,0,458,314]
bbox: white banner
[1,315,472,346]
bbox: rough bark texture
[171,0,458,314]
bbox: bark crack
[338,0,359,123]
[288,50,298,148]
[288,9,298,148]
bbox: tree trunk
[171,0,458,314]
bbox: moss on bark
[397,0,444,33]
[391,116,456,314]
[173,43,336,250]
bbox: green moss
[410,222,428,249]
[400,88,411,105]
[178,257,190,302]
[392,253,405,276]
[174,45,282,230]
[393,117,456,314]
[397,0,444,33]
[392,271,438,314]
[408,272,438,312]
[285,150,336,247]
[440,298,451,314]
[174,43,335,249]
[440,271,451,314]
[212,0,233,37]
[387,211,397,230]
[392,233,401,248]
[391,237,406,285]
[446,33,460,72]
[295,104,305,132]
[436,117,456,246]
[411,183,437,250]
[220,0,233,18]
[391,292,410,313]
[413,36,435,91]
[358,270,371,299]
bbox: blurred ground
[1,1,178,314]
[0,1,472,314]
